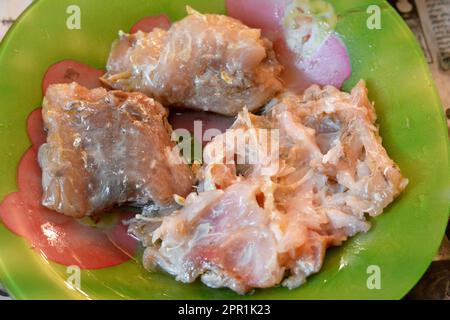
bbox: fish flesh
[39,82,193,217]
[101,7,283,116]
[134,80,407,293]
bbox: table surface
[0,0,448,300]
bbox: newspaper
[0,0,32,40]
[418,0,450,135]
[389,0,450,136]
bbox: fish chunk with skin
[39,82,193,218]
[101,7,284,116]
[133,80,408,294]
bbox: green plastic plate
[0,0,449,299]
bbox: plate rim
[0,0,449,300]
